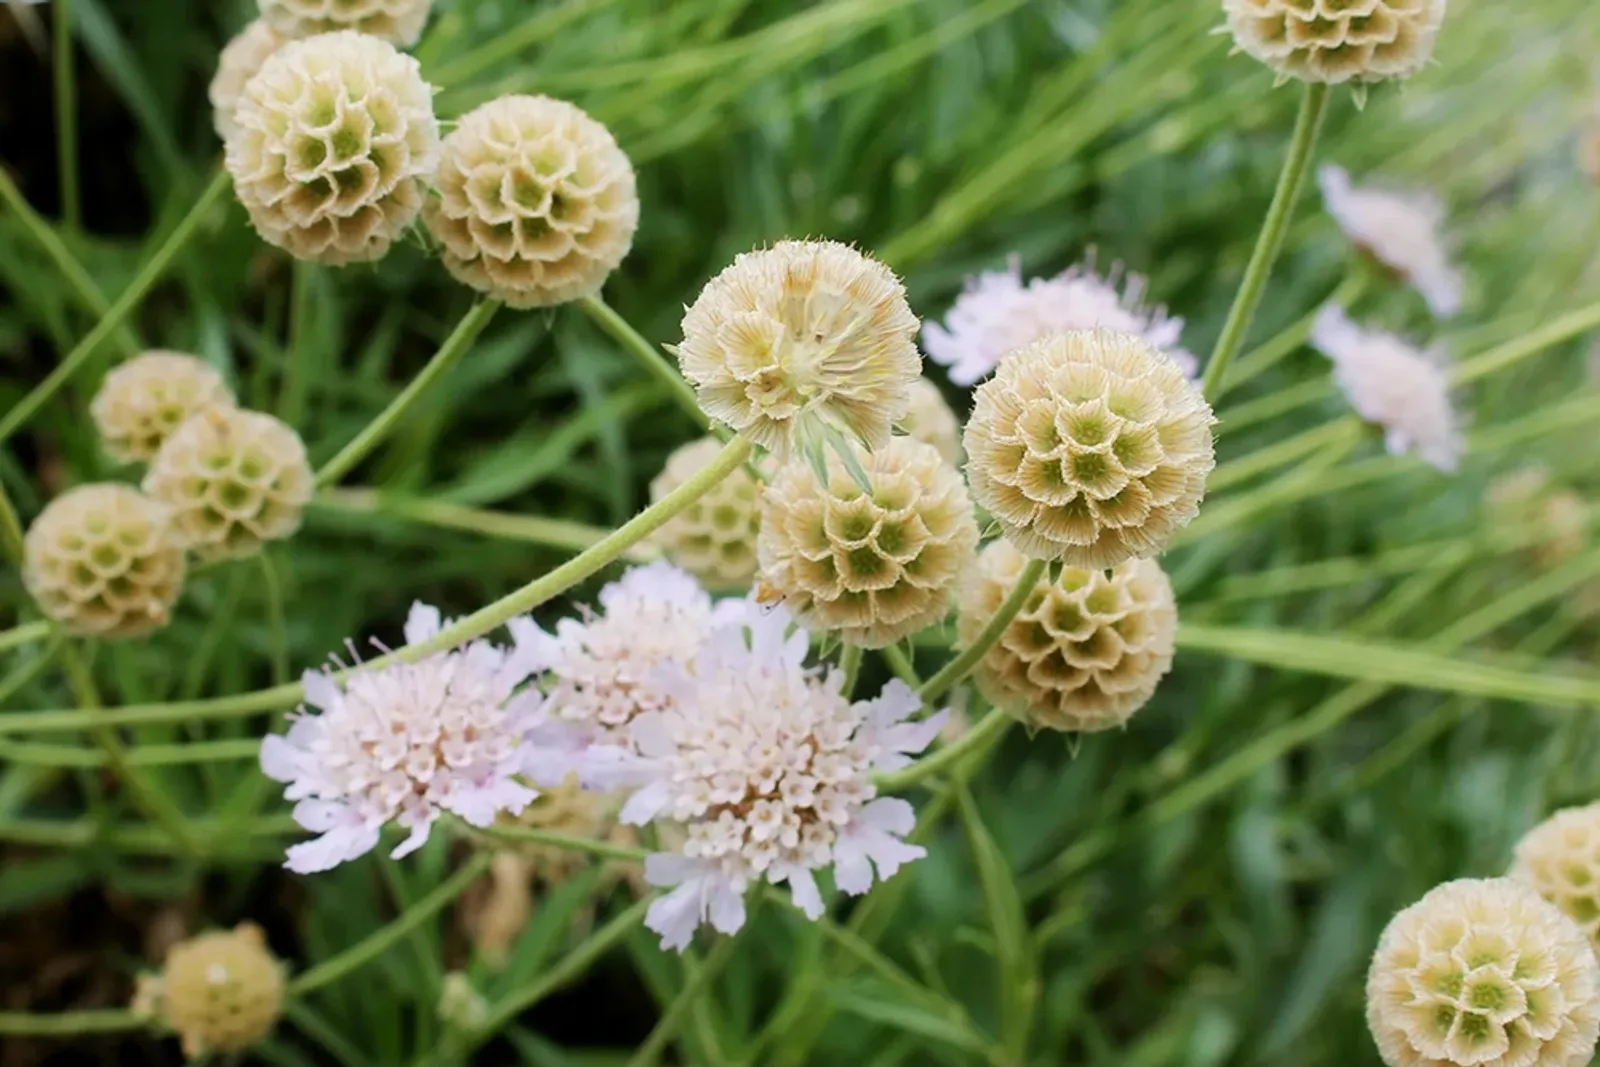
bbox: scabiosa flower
[1486,468,1589,569]
[757,437,979,649]
[1222,0,1447,86]
[423,94,639,308]
[1320,164,1464,318]
[899,377,962,465]
[90,351,235,464]
[260,603,567,873]
[257,0,434,47]
[132,924,285,1058]
[226,31,439,265]
[613,602,943,950]
[963,329,1216,567]
[923,257,1195,387]
[1513,805,1600,949]
[1311,304,1461,473]
[1367,878,1600,1067]
[649,438,763,589]
[676,240,922,459]
[210,20,288,140]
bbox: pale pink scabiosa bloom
[1311,304,1461,473]
[613,601,943,951]
[923,257,1196,387]
[261,603,570,873]
[1319,164,1464,318]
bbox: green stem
[429,0,626,87]
[279,260,316,425]
[918,558,1046,702]
[469,821,648,863]
[0,1009,140,1036]
[315,300,500,487]
[838,644,862,696]
[626,931,744,1067]
[879,707,1012,793]
[577,294,709,431]
[0,633,63,706]
[1222,270,1366,392]
[880,643,921,687]
[54,0,79,231]
[259,553,290,687]
[0,621,52,654]
[0,814,293,854]
[1453,296,1600,385]
[1199,82,1329,403]
[1207,417,1358,493]
[0,736,260,768]
[0,474,27,562]
[0,167,229,444]
[288,852,493,996]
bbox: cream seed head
[90,351,235,464]
[758,436,979,649]
[136,923,285,1058]
[1223,0,1447,86]
[649,437,763,589]
[898,377,963,465]
[1486,468,1589,569]
[142,407,314,560]
[210,20,288,141]
[23,484,186,638]
[258,0,434,46]
[963,329,1215,568]
[960,539,1176,734]
[1320,164,1463,318]
[1513,805,1600,950]
[423,94,639,309]
[226,31,439,266]
[1367,878,1600,1067]
[676,240,922,458]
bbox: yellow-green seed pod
[649,436,762,589]
[136,923,285,1059]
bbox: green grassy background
[3,0,1600,1064]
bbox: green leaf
[954,783,1035,1062]
[823,982,994,1061]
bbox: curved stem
[918,558,1046,702]
[469,822,647,863]
[278,260,317,425]
[1199,82,1329,404]
[0,1009,140,1036]
[0,478,25,562]
[838,644,862,697]
[626,929,744,1067]
[0,621,51,655]
[259,552,290,687]
[316,300,500,487]
[1222,269,1367,392]
[577,293,709,431]
[880,643,921,687]
[54,0,79,231]
[878,706,1012,793]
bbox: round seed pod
[210,20,288,140]
[423,94,639,308]
[963,329,1215,568]
[758,436,979,649]
[23,484,186,638]
[257,0,434,47]
[1222,0,1447,85]
[1513,804,1600,950]
[225,30,439,265]
[142,407,313,560]
[138,923,285,1058]
[899,377,962,466]
[649,436,762,589]
[959,538,1176,734]
[1367,878,1600,1067]
[90,351,235,464]
[1486,467,1590,570]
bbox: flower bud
[134,923,285,1058]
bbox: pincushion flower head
[225,30,439,266]
[1311,304,1460,472]
[924,257,1195,387]
[261,603,579,873]
[132,923,285,1058]
[1513,804,1600,950]
[210,20,287,141]
[1367,877,1600,1067]
[676,240,922,462]
[613,601,943,950]
[90,351,235,464]
[1222,0,1447,86]
[1320,164,1464,318]
[649,438,763,589]
[964,329,1216,567]
[899,377,962,465]
[258,0,434,47]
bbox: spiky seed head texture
[963,329,1215,568]
[210,20,288,140]
[758,436,979,648]
[257,0,434,46]
[960,538,1176,733]
[423,94,639,308]
[649,436,763,589]
[23,484,186,638]
[1223,0,1447,85]
[225,31,439,265]
[136,923,285,1058]
[1367,878,1600,1067]
[90,351,235,464]
[899,377,963,466]
[143,407,313,560]
[676,240,922,458]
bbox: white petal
[292,798,350,832]
[708,879,747,936]
[644,851,701,889]
[285,824,379,874]
[404,602,443,646]
[620,780,672,826]
[259,734,301,782]
[628,712,677,759]
[444,779,537,827]
[646,882,706,953]
[389,816,435,860]
[832,836,873,895]
[301,670,342,713]
[781,866,826,920]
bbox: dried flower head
[924,257,1196,386]
[758,437,978,649]
[676,240,922,458]
[226,31,439,265]
[210,20,288,141]
[1320,164,1463,318]
[133,923,284,1058]
[257,0,434,46]
[90,351,235,464]
[899,377,962,465]
[1486,468,1590,569]
[1223,0,1447,85]
[23,484,186,638]
[964,330,1215,567]
[1367,878,1600,1067]
[960,539,1176,733]
[649,438,763,589]
[143,406,314,560]
[1513,805,1600,949]
[1311,304,1460,472]
[611,601,943,950]
[423,94,638,308]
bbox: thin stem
[259,553,290,687]
[288,852,493,996]
[0,621,52,654]
[577,294,709,431]
[0,1009,140,1036]
[279,261,316,425]
[0,167,230,444]
[879,707,1012,792]
[0,814,293,854]
[0,477,26,562]
[430,0,626,87]
[626,932,743,1067]
[469,822,648,863]
[0,634,63,706]
[0,736,260,768]
[315,300,500,487]
[54,0,79,231]
[880,643,921,687]
[918,558,1046,702]
[838,644,862,696]
[1222,270,1367,392]
[1199,82,1330,403]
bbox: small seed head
[90,351,235,464]
[899,377,962,466]
[257,0,434,46]
[650,437,763,589]
[139,923,285,1058]
[210,20,288,140]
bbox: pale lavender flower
[1319,164,1464,319]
